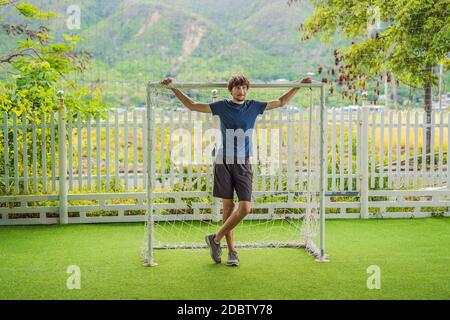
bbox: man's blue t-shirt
[209,99,267,159]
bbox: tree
[289,0,449,153]
[0,0,106,117]
[0,0,107,194]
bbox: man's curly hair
[227,75,250,92]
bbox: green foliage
[0,1,107,118]
[14,2,55,20]
[0,1,109,195]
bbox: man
[161,75,311,266]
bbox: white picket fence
[0,106,449,225]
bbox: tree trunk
[438,63,444,110]
[392,73,398,111]
[384,70,389,109]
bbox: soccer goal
[142,81,328,266]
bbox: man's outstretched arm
[161,78,212,113]
[265,77,312,111]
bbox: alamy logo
[367,5,381,37]
[66,5,81,30]
[366,265,381,290]
[170,124,282,168]
[66,265,81,290]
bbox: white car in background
[342,105,360,112]
[341,105,386,112]
[284,105,302,112]
[368,105,385,112]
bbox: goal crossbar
[148,81,325,89]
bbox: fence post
[57,90,68,224]
[360,92,369,219]
[448,113,450,191]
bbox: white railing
[0,105,449,225]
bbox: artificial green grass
[0,218,449,300]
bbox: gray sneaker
[205,234,222,264]
[226,251,239,267]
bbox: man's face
[231,85,248,102]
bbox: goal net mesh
[142,83,324,262]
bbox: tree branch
[0,48,33,64]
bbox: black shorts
[213,157,253,202]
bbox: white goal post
[143,81,328,267]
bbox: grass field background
[0,218,449,300]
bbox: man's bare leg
[222,198,238,252]
[214,201,251,243]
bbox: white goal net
[142,82,327,266]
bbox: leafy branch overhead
[0,1,106,118]
[289,0,448,152]
[289,0,449,98]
